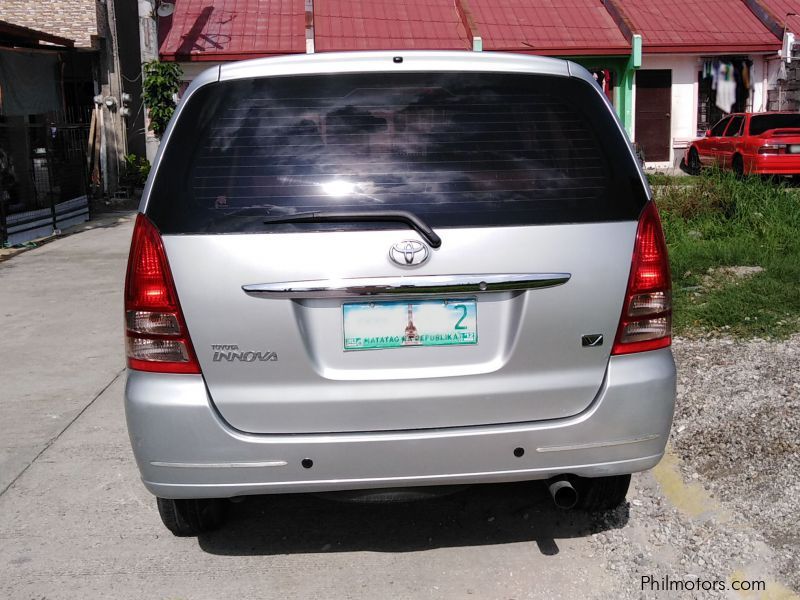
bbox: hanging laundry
[589,69,615,102]
[715,62,736,113]
[602,69,613,100]
[742,62,751,90]
[711,61,721,90]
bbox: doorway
[635,70,672,162]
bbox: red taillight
[124,214,201,373]
[758,144,786,155]
[612,202,672,355]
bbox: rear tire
[574,474,631,512]
[687,148,701,175]
[732,154,745,179]
[156,497,227,536]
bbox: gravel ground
[586,335,800,598]
[671,335,800,590]
[588,476,771,599]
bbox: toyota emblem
[389,240,430,266]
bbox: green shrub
[142,61,183,136]
[120,154,151,191]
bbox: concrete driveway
[0,215,796,599]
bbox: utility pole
[138,0,160,162]
[104,0,126,192]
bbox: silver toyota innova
[124,51,676,536]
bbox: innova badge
[389,240,429,266]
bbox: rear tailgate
[751,114,800,152]
[165,222,635,432]
[145,55,648,434]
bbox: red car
[685,111,800,177]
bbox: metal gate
[0,112,91,246]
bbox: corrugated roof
[759,0,800,34]
[158,0,785,61]
[466,0,631,55]
[614,0,782,52]
[313,0,469,51]
[159,0,306,61]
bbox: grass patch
[647,172,691,187]
[659,170,800,337]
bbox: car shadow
[197,481,629,556]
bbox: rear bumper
[747,154,800,175]
[125,349,676,499]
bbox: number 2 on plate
[453,304,468,330]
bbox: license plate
[789,145,800,154]
[343,299,478,350]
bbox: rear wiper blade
[263,210,442,248]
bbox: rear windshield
[750,114,800,136]
[147,72,647,234]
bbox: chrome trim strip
[150,461,288,468]
[242,273,571,298]
[535,434,660,453]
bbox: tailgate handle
[242,273,571,298]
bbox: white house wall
[635,54,774,169]
[635,55,698,169]
[752,57,770,112]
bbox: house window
[697,57,753,135]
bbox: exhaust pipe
[547,477,578,509]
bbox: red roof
[467,0,630,55]
[159,0,306,61]
[158,0,784,61]
[614,0,782,53]
[314,0,469,51]
[759,0,800,35]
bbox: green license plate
[343,299,478,350]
